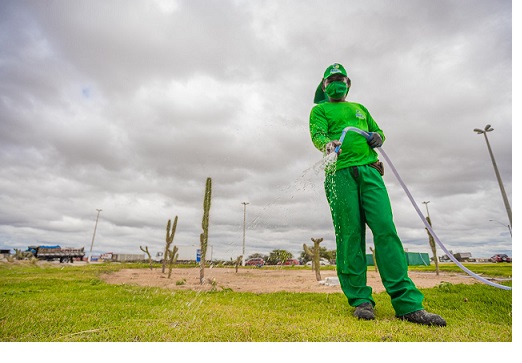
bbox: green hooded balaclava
[313,63,350,104]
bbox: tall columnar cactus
[140,245,153,271]
[162,216,178,274]
[369,246,378,273]
[304,237,323,281]
[200,177,212,284]
[425,216,439,275]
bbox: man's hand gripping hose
[330,127,511,290]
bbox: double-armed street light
[473,124,512,227]
[489,219,512,237]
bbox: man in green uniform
[309,63,446,326]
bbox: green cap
[314,63,348,104]
[322,63,347,80]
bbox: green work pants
[325,165,425,316]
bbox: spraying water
[322,126,511,291]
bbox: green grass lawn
[0,261,512,342]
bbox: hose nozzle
[334,127,371,153]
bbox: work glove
[325,140,342,155]
[367,132,383,148]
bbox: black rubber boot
[354,302,375,320]
[399,310,447,327]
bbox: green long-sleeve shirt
[309,101,385,171]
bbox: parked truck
[439,251,475,262]
[453,252,473,262]
[111,253,145,262]
[154,245,201,264]
[26,245,85,263]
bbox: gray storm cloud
[0,0,513,260]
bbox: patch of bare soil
[100,267,477,294]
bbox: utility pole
[473,125,512,227]
[241,202,249,266]
[88,209,102,263]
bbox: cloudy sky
[0,0,514,262]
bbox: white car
[306,259,331,266]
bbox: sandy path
[101,267,478,293]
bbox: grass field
[0,261,512,344]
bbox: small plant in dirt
[436,281,454,292]
[234,256,242,273]
[176,278,186,286]
[140,245,153,270]
[209,278,218,292]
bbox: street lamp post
[422,201,431,220]
[88,209,102,263]
[473,125,512,227]
[489,219,512,237]
[241,202,249,266]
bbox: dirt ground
[101,266,478,294]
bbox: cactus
[369,246,378,273]
[14,248,33,260]
[162,216,178,274]
[140,245,153,270]
[304,237,323,281]
[235,255,242,273]
[167,245,179,279]
[425,216,439,275]
[199,177,212,284]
